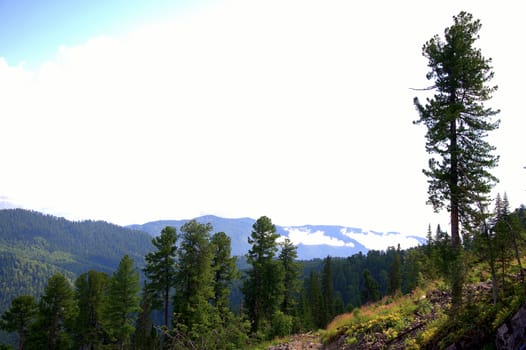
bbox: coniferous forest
[2,11,526,350]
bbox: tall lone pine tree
[414,12,500,306]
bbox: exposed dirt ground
[267,333,323,350]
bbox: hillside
[0,209,153,311]
[270,276,525,350]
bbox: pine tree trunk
[164,287,169,328]
[450,116,463,308]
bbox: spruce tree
[414,11,500,306]
[143,226,177,328]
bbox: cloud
[340,228,421,251]
[284,227,354,247]
[1,0,522,233]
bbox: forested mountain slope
[0,209,153,311]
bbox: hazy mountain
[129,215,426,260]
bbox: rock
[495,303,526,350]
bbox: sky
[1,0,524,237]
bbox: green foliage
[104,255,141,349]
[414,11,500,306]
[388,246,402,295]
[243,216,285,334]
[413,11,499,226]
[320,256,336,326]
[279,238,300,317]
[133,286,160,350]
[173,220,215,339]
[305,271,323,329]
[143,226,177,328]
[321,290,428,345]
[74,270,110,349]
[269,311,293,339]
[0,209,152,275]
[211,231,239,318]
[0,208,153,335]
[0,295,37,350]
[362,269,380,304]
[29,273,77,350]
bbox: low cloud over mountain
[130,216,426,260]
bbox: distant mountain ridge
[128,215,426,260]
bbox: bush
[270,311,293,338]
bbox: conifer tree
[306,271,323,329]
[414,11,500,306]
[0,295,37,350]
[133,285,159,350]
[362,269,380,304]
[104,255,141,350]
[388,246,402,295]
[243,216,284,333]
[143,226,177,328]
[210,231,239,318]
[74,270,110,350]
[278,238,300,316]
[172,220,214,339]
[321,256,335,326]
[33,273,77,350]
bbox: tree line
[0,215,426,350]
[2,200,526,349]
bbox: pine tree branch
[410,85,436,91]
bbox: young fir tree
[143,226,178,328]
[0,295,37,350]
[413,11,500,306]
[172,220,215,340]
[104,255,141,350]
[243,216,284,334]
[74,270,110,350]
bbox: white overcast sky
[0,0,524,236]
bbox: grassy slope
[321,260,525,349]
